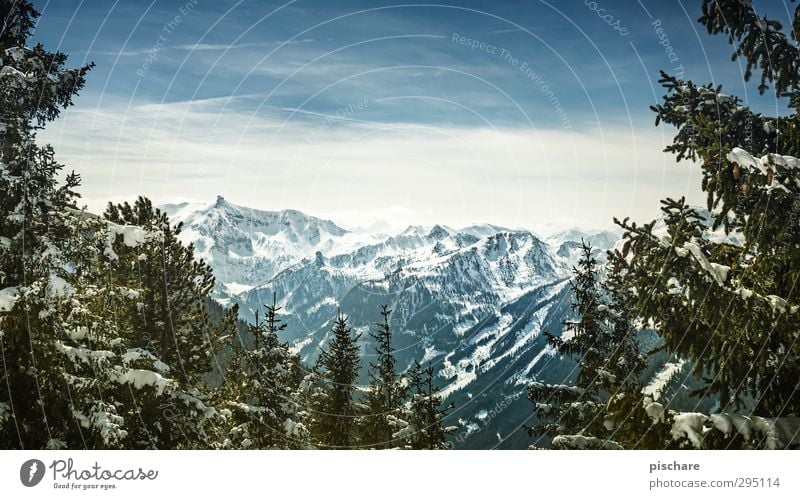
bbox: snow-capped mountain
[546,227,620,264]
[161,196,382,297]
[162,197,623,448]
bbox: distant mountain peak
[427,224,453,240]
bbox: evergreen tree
[528,241,646,449]
[0,2,229,450]
[294,361,326,448]
[397,362,454,449]
[528,242,613,448]
[0,0,113,449]
[310,312,361,448]
[101,197,228,448]
[610,0,800,448]
[103,197,220,386]
[600,243,670,450]
[218,294,308,449]
[362,305,405,448]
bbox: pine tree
[528,241,646,449]
[610,0,800,448]
[0,2,228,450]
[0,0,116,449]
[362,305,405,448]
[546,242,608,385]
[397,362,454,449]
[528,242,611,447]
[101,197,228,448]
[310,312,361,448]
[103,198,220,385]
[218,294,308,449]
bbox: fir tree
[362,305,405,448]
[103,197,220,385]
[218,294,307,449]
[528,242,614,448]
[528,241,647,449]
[0,0,112,449]
[545,242,608,386]
[101,197,227,448]
[610,0,800,448]
[0,2,228,450]
[310,312,361,448]
[397,362,454,449]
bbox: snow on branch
[551,434,623,450]
[643,402,800,449]
[529,381,586,396]
[105,221,163,261]
[0,286,19,312]
[55,341,115,365]
[113,368,173,396]
[727,147,800,193]
[679,242,730,286]
[670,412,800,449]
[642,359,686,401]
[72,401,128,446]
[727,147,800,175]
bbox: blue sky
[34,0,795,233]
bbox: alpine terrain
[163,196,622,448]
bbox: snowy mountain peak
[176,198,349,240]
[160,199,381,291]
[547,228,619,250]
[458,223,517,239]
[427,224,454,240]
[159,198,617,313]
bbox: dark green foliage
[103,197,221,386]
[217,294,307,449]
[544,242,608,384]
[300,306,456,449]
[0,0,99,450]
[699,0,800,103]
[530,243,603,441]
[630,0,800,417]
[601,0,800,448]
[310,312,362,448]
[0,1,93,130]
[401,362,454,449]
[362,305,405,448]
[528,242,644,449]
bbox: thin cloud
[88,39,316,57]
[41,99,703,231]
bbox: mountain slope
[162,196,380,297]
[162,197,626,448]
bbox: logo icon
[20,459,45,487]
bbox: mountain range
[162,196,641,449]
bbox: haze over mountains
[162,196,626,448]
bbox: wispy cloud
[41,97,703,231]
[88,39,317,57]
[173,39,316,51]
